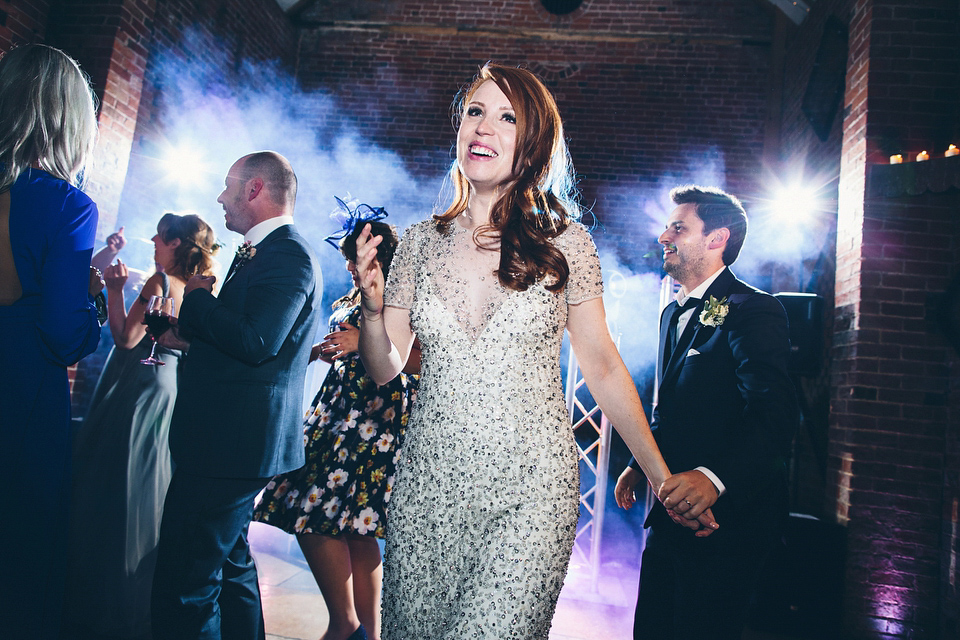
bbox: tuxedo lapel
[658,302,678,379]
[660,298,706,386]
[223,253,242,284]
[658,268,737,390]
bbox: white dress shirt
[245,215,294,246]
[671,266,727,497]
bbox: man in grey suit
[151,151,323,640]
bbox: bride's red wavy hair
[434,63,581,293]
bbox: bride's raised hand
[353,223,386,319]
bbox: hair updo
[156,212,219,279]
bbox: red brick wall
[48,0,156,232]
[295,0,776,265]
[0,0,49,51]
[67,0,299,416]
[861,1,960,165]
[132,0,298,140]
[825,0,960,636]
[837,179,960,638]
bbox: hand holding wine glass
[140,295,175,366]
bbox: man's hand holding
[155,317,191,352]
[658,469,721,536]
[185,274,216,296]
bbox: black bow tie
[666,302,687,350]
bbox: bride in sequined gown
[354,64,717,639]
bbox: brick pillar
[830,0,960,637]
[45,0,157,418]
[0,0,52,50]
[47,0,156,237]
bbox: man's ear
[247,177,264,202]
[708,227,730,250]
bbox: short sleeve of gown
[555,221,604,305]
[384,219,429,310]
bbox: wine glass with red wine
[140,295,176,366]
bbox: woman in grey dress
[67,213,218,639]
[352,63,716,638]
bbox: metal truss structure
[565,344,614,592]
[566,273,677,592]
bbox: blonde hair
[0,44,98,191]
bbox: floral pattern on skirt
[253,305,417,538]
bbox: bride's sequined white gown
[381,218,604,638]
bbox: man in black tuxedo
[615,185,799,640]
[151,151,323,640]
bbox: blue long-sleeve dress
[0,168,101,639]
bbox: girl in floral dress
[253,214,419,640]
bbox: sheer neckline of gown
[434,219,513,343]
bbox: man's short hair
[670,185,748,265]
[240,151,297,207]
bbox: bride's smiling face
[456,79,517,194]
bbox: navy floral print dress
[253,305,417,538]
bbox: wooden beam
[295,20,772,46]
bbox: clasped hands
[352,222,719,535]
[615,467,720,538]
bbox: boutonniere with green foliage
[236,241,256,262]
[699,295,730,327]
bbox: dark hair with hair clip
[323,197,399,309]
[324,196,388,250]
[334,220,399,309]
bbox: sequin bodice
[380,218,603,638]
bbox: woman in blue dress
[0,44,102,639]
[67,212,219,638]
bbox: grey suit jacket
[169,224,323,478]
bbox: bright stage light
[159,145,210,187]
[770,184,820,224]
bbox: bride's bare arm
[354,223,416,385]
[566,296,718,535]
